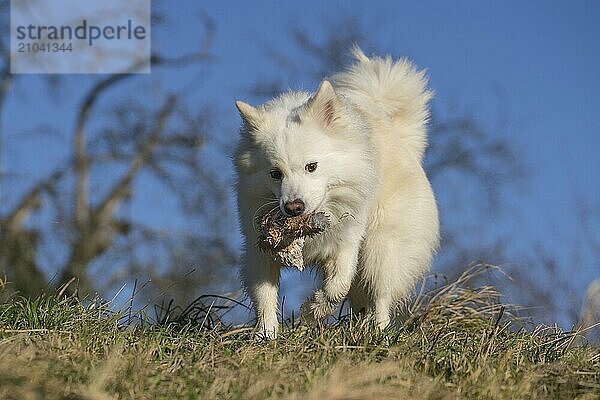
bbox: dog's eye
[305,162,318,173]
[270,169,283,180]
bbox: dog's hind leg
[347,278,392,328]
[347,279,371,316]
[360,220,428,330]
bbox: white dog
[234,48,439,338]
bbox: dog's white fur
[234,48,439,338]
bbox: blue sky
[2,0,599,324]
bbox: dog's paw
[300,290,337,325]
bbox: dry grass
[0,265,598,399]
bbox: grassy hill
[1,269,599,399]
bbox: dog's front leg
[242,247,280,339]
[301,242,359,324]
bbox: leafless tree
[0,8,236,302]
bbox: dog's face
[262,119,337,217]
[235,81,349,218]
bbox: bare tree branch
[62,95,179,290]
[94,95,177,226]
[2,167,67,231]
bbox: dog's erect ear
[306,80,340,128]
[235,100,263,131]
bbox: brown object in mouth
[256,210,331,270]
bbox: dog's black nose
[284,199,305,216]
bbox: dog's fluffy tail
[332,47,433,160]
